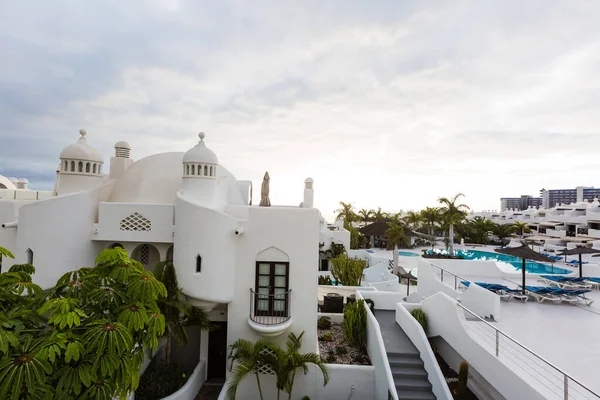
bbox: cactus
[457,361,469,398]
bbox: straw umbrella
[399,271,416,296]
[495,243,555,294]
[259,172,271,207]
[560,246,600,277]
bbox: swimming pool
[429,249,571,274]
[398,251,419,257]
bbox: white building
[0,129,344,399]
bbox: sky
[1,1,600,221]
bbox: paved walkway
[374,310,418,355]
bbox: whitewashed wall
[316,365,375,400]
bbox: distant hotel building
[500,195,543,211]
[500,186,600,211]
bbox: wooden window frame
[254,261,289,317]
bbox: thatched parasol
[495,243,555,294]
[560,246,600,277]
[259,172,271,207]
[359,220,418,238]
[399,271,417,296]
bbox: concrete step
[388,355,425,368]
[395,377,432,392]
[391,366,428,379]
[396,390,436,400]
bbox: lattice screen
[120,212,151,231]
[255,348,276,375]
[140,245,150,266]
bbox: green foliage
[457,361,469,398]
[325,350,336,363]
[386,222,408,249]
[343,220,366,249]
[318,275,333,285]
[317,316,332,330]
[226,338,275,400]
[136,362,189,400]
[335,345,347,356]
[0,246,169,400]
[330,254,366,287]
[438,194,470,256]
[364,299,375,314]
[335,202,357,223]
[343,300,367,350]
[410,309,427,332]
[321,331,333,342]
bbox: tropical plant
[343,300,367,350]
[318,275,333,285]
[386,221,408,275]
[438,194,470,256]
[372,207,389,222]
[456,361,469,398]
[494,223,516,244]
[410,308,427,332]
[330,254,366,286]
[335,202,357,223]
[0,246,168,400]
[321,331,333,342]
[513,221,531,238]
[403,211,422,230]
[344,220,365,249]
[420,207,440,250]
[226,338,276,400]
[317,316,331,330]
[154,261,211,365]
[136,362,189,400]
[358,208,373,227]
[274,332,329,400]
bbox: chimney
[110,141,134,179]
[303,177,314,208]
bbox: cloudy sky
[1,1,599,220]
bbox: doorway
[207,322,227,380]
[255,262,289,316]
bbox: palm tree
[372,207,388,222]
[403,211,422,231]
[386,222,407,275]
[226,338,275,400]
[438,194,470,257]
[420,207,440,250]
[335,202,356,223]
[275,332,329,400]
[358,208,373,227]
[513,221,531,238]
[154,261,210,365]
[494,223,516,244]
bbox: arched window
[191,165,195,175]
[71,161,75,171]
[86,162,90,173]
[93,164,97,174]
[109,243,124,249]
[78,162,83,172]
[185,165,189,175]
[64,161,68,171]
[209,166,213,176]
[196,255,202,273]
[204,165,208,175]
[26,248,33,265]
[98,165,102,174]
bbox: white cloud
[1,0,600,220]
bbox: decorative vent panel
[120,212,151,232]
[140,245,150,266]
[255,348,276,375]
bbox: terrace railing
[578,228,589,236]
[249,289,292,326]
[429,262,469,291]
[458,303,600,400]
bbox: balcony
[247,289,292,337]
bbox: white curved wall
[173,193,239,304]
[56,173,106,196]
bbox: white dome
[0,175,17,189]
[18,178,29,183]
[182,132,218,165]
[114,141,131,149]
[60,129,104,163]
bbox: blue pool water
[430,249,571,274]
[398,251,419,257]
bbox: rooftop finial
[79,128,87,137]
[198,132,205,142]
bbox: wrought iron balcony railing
[249,289,292,326]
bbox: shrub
[318,275,333,285]
[365,298,375,313]
[457,361,469,398]
[352,353,369,364]
[344,299,367,350]
[335,345,347,355]
[321,331,333,342]
[136,362,189,400]
[318,316,332,330]
[410,308,427,332]
[331,254,366,286]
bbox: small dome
[305,177,314,183]
[114,141,131,149]
[60,129,104,163]
[8,177,18,184]
[18,178,29,183]
[182,132,218,165]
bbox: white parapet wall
[318,285,375,303]
[419,292,546,399]
[316,364,375,400]
[395,303,453,400]
[359,290,406,310]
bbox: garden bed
[434,353,479,400]
[318,322,371,365]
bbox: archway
[131,244,160,271]
[166,245,174,262]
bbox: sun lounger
[538,275,592,290]
[524,286,564,304]
[584,277,600,290]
